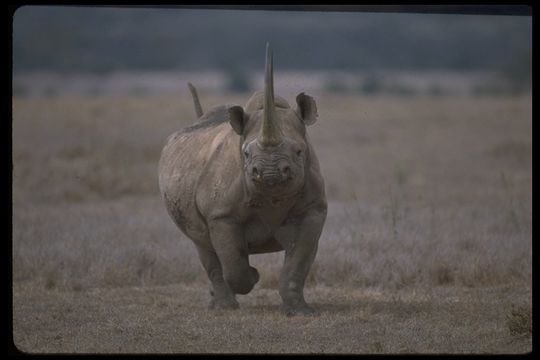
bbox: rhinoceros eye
[296,149,303,157]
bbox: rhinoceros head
[227,43,318,196]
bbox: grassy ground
[12,92,531,353]
[13,282,531,354]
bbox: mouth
[252,173,291,187]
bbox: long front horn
[259,42,282,147]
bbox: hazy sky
[13,6,532,73]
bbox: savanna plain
[12,91,532,353]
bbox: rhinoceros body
[158,44,327,315]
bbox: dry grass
[12,282,531,354]
[12,92,531,353]
[507,305,532,338]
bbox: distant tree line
[13,6,531,87]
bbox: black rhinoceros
[158,43,327,315]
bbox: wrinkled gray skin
[158,44,327,316]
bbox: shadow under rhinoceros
[240,301,368,316]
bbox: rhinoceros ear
[228,105,247,135]
[295,92,318,125]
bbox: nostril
[252,167,262,181]
[282,166,291,176]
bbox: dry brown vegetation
[13,283,531,354]
[12,92,531,353]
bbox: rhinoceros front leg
[277,206,327,316]
[195,245,239,310]
[208,220,260,295]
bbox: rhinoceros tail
[188,82,204,118]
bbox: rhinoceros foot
[209,289,239,310]
[209,296,239,310]
[225,266,260,295]
[282,303,316,317]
